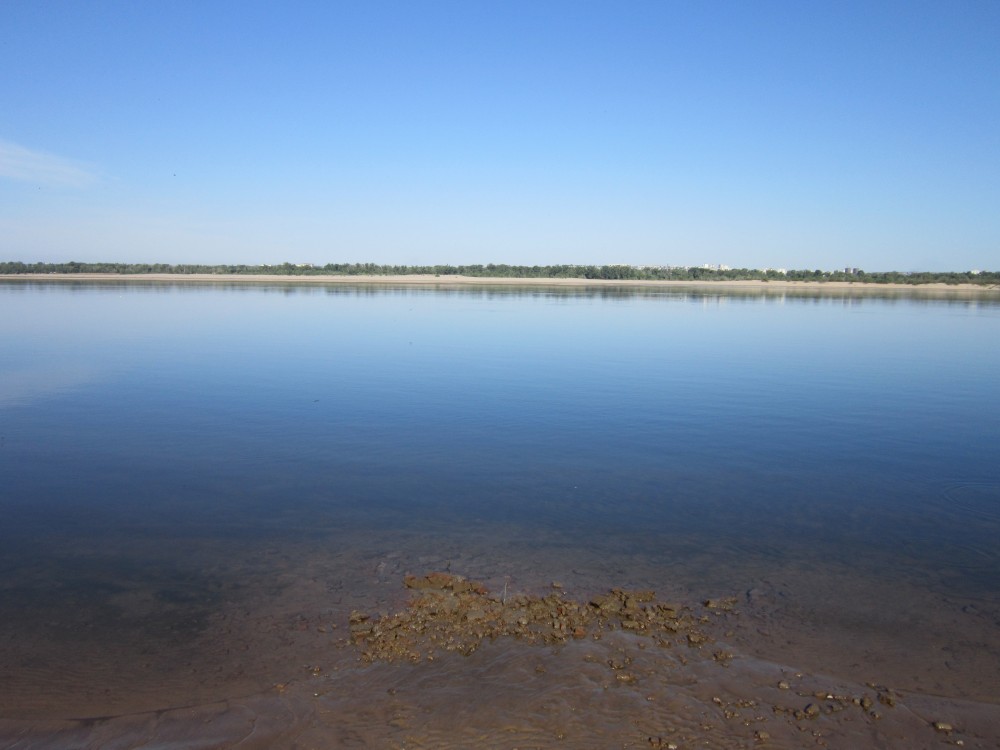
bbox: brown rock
[704,597,738,611]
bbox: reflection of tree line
[2,260,997,287]
[6,279,997,307]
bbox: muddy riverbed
[2,530,998,749]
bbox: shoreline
[3,568,997,747]
[2,272,998,292]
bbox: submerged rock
[403,572,488,594]
[350,575,718,664]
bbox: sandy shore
[2,272,998,292]
[3,559,998,748]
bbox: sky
[1,0,998,271]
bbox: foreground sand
[2,272,998,292]
[2,529,998,749]
[3,573,997,749]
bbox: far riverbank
[3,273,999,293]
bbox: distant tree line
[0,260,997,286]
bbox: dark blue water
[2,280,999,721]
[3,283,997,562]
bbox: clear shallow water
[1,281,999,745]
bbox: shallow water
[1,281,999,747]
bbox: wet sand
[6,631,993,749]
[1,527,998,749]
[2,272,999,293]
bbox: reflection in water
[0,364,103,407]
[4,277,1000,307]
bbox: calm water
[1,280,999,744]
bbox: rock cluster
[349,573,726,663]
[769,684,903,723]
[342,575,967,746]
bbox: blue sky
[1,1,998,271]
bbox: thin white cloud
[0,138,98,187]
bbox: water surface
[1,281,998,746]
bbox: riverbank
[3,272,999,292]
